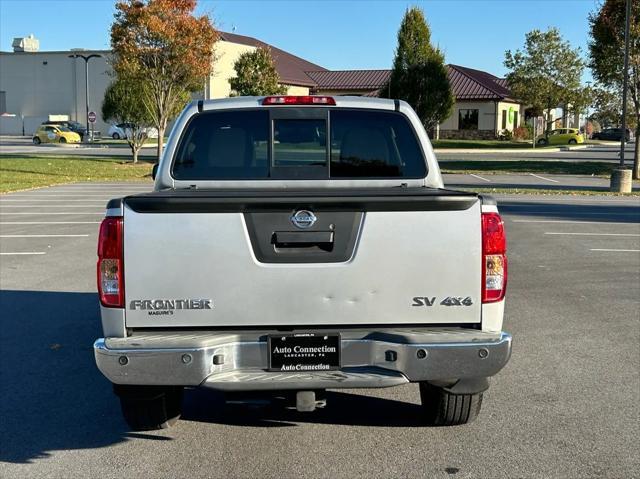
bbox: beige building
[209,32,322,99]
[0,32,524,140]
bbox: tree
[590,86,636,128]
[505,28,586,134]
[229,47,287,96]
[102,77,154,164]
[382,7,454,132]
[110,0,218,162]
[589,0,640,179]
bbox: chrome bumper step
[203,367,408,391]
[94,328,511,390]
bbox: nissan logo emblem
[291,210,317,229]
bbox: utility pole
[68,53,102,142]
[610,0,633,192]
[619,0,631,167]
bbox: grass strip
[0,156,153,193]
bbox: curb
[433,144,596,154]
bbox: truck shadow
[0,289,426,464]
[182,388,426,428]
[0,290,140,464]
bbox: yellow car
[536,128,584,146]
[33,124,81,144]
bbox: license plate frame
[268,333,341,372]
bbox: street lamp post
[584,81,591,142]
[68,53,102,142]
[610,0,633,192]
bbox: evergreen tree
[383,7,454,131]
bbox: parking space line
[503,211,638,216]
[0,212,104,215]
[498,198,640,203]
[0,234,90,238]
[469,174,491,182]
[590,248,640,252]
[545,232,640,237]
[512,220,639,225]
[1,199,107,202]
[0,205,105,208]
[2,195,130,198]
[0,221,100,224]
[529,173,560,183]
[0,252,46,255]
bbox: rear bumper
[94,328,511,391]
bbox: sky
[0,0,600,81]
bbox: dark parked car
[43,120,87,140]
[592,128,632,142]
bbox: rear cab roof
[155,96,443,191]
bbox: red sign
[88,111,97,123]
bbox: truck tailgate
[122,189,482,328]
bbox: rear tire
[537,138,548,146]
[114,385,183,431]
[33,137,41,145]
[568,139,577,145]
[112,132,120,140]
[419,382,483,426]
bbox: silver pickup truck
[94,96,511,430]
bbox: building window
[501,109,507,130]
[513,111,518,129]
[459,109,479,130]
[0,91,6,114]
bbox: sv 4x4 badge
[412,296,473,307]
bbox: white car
[107,123,158,140]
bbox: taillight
[482,212,507,303]
[97,217,124,308]
[262,95,336,106]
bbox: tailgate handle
[273,231,334,248]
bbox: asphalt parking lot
[1,183,639,478]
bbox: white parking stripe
[513,220,639,225]
[590,248,640,252]
[0,234,90,238]
[0,212,104,215]
[545,232,640,237]
[0,221,100,224]
[3,195,128,198]
[529,173,560,183]
[37,188,150,191]
[1,199,107,202]
[0,252,46,255]
[503,211,638,216]
[0,205,104,208]
[501,204,640,209]
[469,174,491,182]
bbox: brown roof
[305,70,391,90]
[219,31,518,102]
[306,65,519,103]
[447,64,516,101]
[219,31,326,87]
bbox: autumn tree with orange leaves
[111,0,218,161]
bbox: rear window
[330,110,425,178]
[172,108,426,180]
